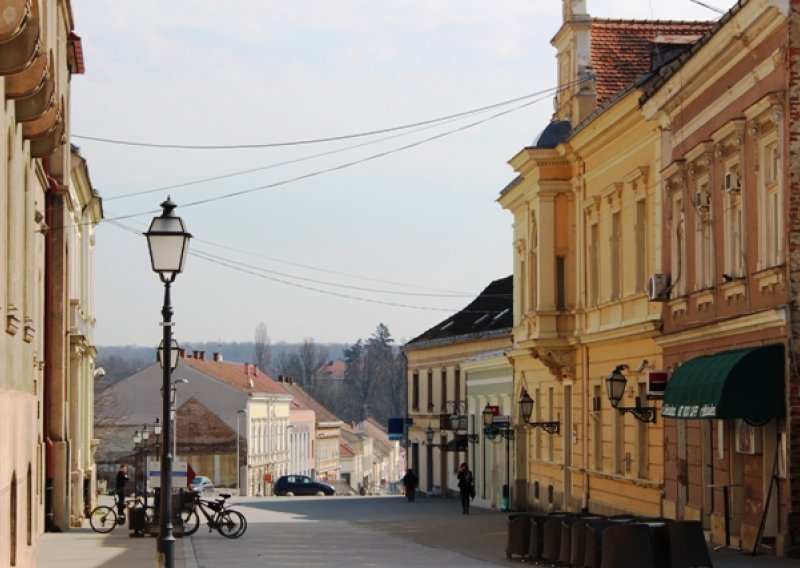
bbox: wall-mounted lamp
[425,425,477,448]
[424,425,445,448]
[518,390,560,434]
[481,403,514,441]
[605,365,657,423]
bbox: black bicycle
[180,491,246,538]
[89,494,154,533]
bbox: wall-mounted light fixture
[481,403,514,441]
[425,425,477,448]
[605,365,657,423]
[518,390,560,434]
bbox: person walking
[115,464,129,518]
[402,468,418,502]
[457,462,474,514]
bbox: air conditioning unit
[647,273,671,302]
[723,171,740,193]
[694,190,710,209]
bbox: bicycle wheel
[229,508,247,537]
[178,509,200,536]
[89,506,117,533]
[216,510,246,538]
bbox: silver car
[190,475,214,497]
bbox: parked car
[274,475,335,497]
[190,475,214,497]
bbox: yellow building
[499,1,711,515]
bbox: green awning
[662,344,785,420]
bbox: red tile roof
[590,19,713,106]
[180,356,287,395]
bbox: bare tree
[254,322,273,374]
[298,338,329,386]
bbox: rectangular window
[556,256,566,310]
[635,200,646,293]
[589,223,599,306]
[695,180,712,289]
[412,372,419,411]
[614,401,624,475]
[611,212,621,300]
[427,371,433,412]
[762,138,782,267]
[636,383,647,479]
[548,386,555,462]
[593,385,602,470]
[440,368,447,412]
[454,368,461,410]
[534,387,542,461]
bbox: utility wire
[104,106,475,202]
[191,249,475,298]
[106,217,507,301]
[104,89,555,221]
[73,84,582,151]
[190,248,502,313]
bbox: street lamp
[141,424,150,505]
[605,365,657,423]
[145,196,191,568]
[236,409,247,495]
[518,389,561,434]
[133,430,142,499]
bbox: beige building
[95,352,292,498]
[0,1,100,565]
[403,276,512,501]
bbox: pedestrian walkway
[35,525,194,568]
[35,495,800,568]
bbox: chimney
[198,351,205,360]
[213,352,223,363]
[247,376,255,388]
[193,350,200,359]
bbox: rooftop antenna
[689,0,725,15]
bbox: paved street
[38,494,800,567]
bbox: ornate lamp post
[133,430,142,499]
[145,197,191,568]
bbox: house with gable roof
[95,350,292,497]
[275,375,344,484]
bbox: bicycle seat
[218,492,232,499]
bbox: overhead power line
[73,84,583,150]
[102,88,557,222]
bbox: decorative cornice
[531,347,575,379]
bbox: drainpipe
[582,343,590,511]
[43,164,58,531]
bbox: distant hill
[99,341,346,363]
[96,341,347,383]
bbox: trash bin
[128,506,146,536]
[505,513,533,560]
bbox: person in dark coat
[115,464,129,517]
[402,468,418,502]
[457,462,474,514]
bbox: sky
[70,0,723,348]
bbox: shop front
[662,343,787,553]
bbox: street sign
[148,460,188,489]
